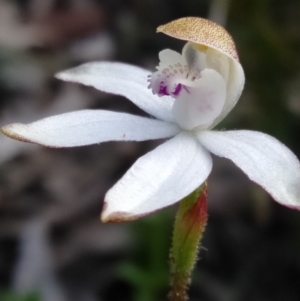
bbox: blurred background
[0,0,300,301]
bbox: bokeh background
[0,0,300,301]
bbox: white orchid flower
[2,17,300,222]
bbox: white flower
[2,17,300,222]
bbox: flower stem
[169,183,208,301]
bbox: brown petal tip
[100,202,148,223]
[157,17,239,61]
[1,125,31,143]
[101,211,146,223]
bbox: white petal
[172,68,226,130]
[1,110,180,147]
[205,48,245,128]
[205,47,230,85]
[198,130,300,209]
[56,62,174,122]
[101,132,212,222]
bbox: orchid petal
[172,69,226,130]
[56,62,175,122]
[181,44,244,129]
[206,48,245,128]
[157,17,240,61]
[198,130,300,209]
[101,132,212,222]
[1,110,180,147]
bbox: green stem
[169,183,208,301]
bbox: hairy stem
[169,183,208,301]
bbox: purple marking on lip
[157,82,186,97]
[158,84,168,96]
[172,84,182,96]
